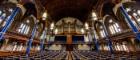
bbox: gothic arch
[12,15,37,36]
[103,15,121,35]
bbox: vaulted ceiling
[20,0,117,22]
[40,0,98,22]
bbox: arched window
[18,20,30,35]
[108,19,121,34]
[99,26,106,38]
[0,3,15,28]
[122,42,129,52]
[116,43,121,51]
[0,9,13,27]
[0,13,6,25]
[115,42,129,52]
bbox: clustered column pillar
[102,23,113,54]
[26,23,37,57]
[92,27,99,52]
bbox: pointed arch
[103,15,121,35]
[14,15,37,36]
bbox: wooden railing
[4,31,41,44]
[99,29,134,42]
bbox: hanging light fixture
[81,28,85,34]
[50,22,54,30]
[128,15,132,19]
[126,8,131,12]
[137,18,140,22]
[42,12,47,20]
[137,10,140,15]
[54,28,58,34]
[92,12,96,17]
[92,12,97,20]
[26,19,30,23]
[109,19,113,23]
[133,13,137,16]
[85,23,89,30]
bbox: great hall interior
[0,0,140,60]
